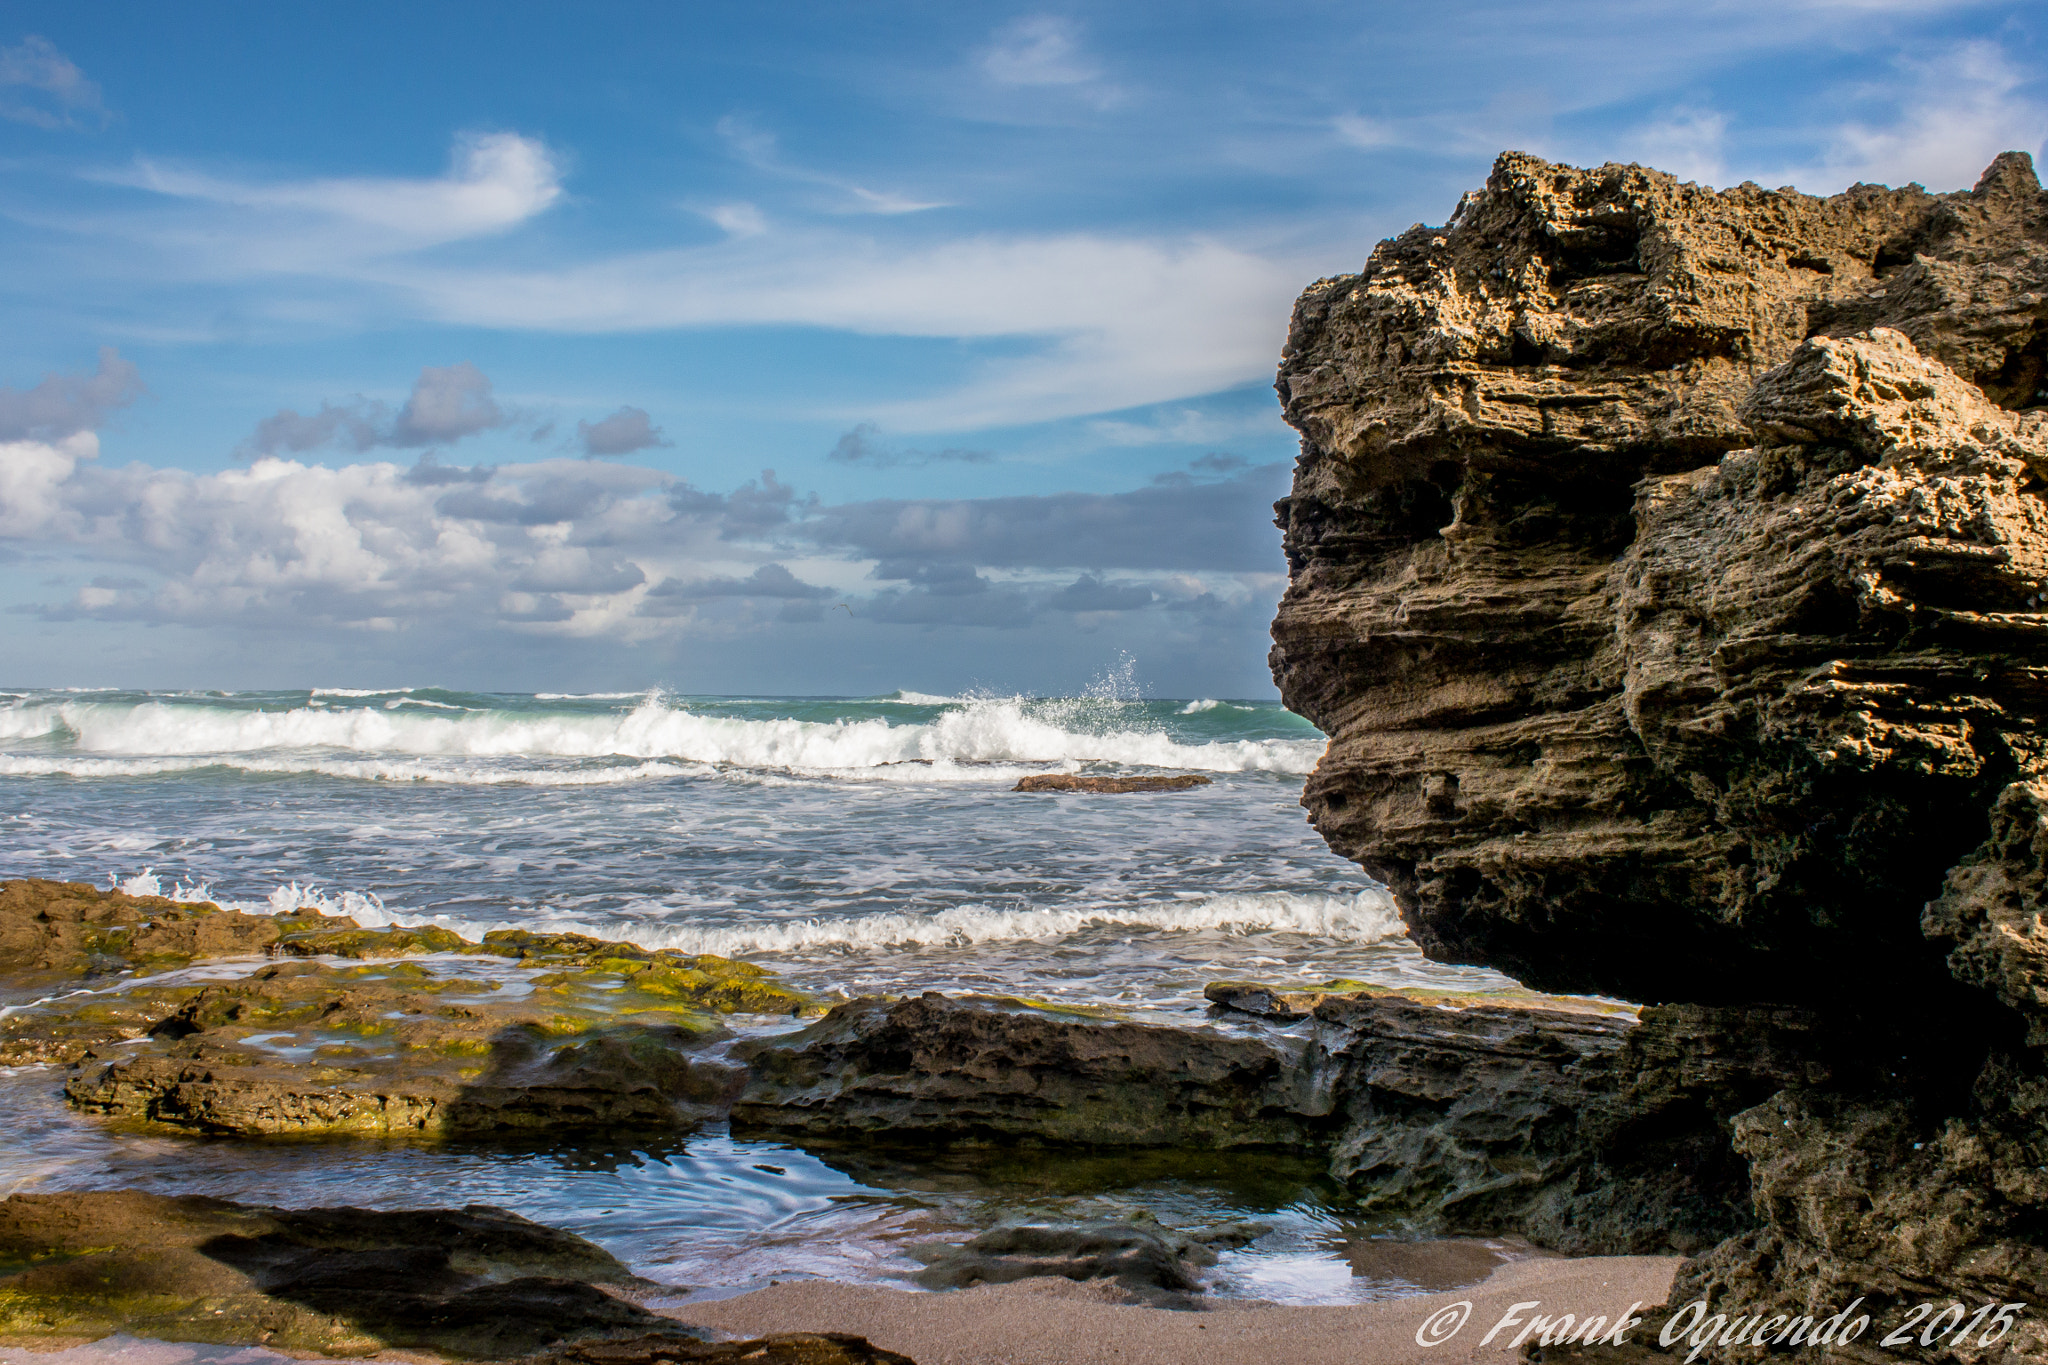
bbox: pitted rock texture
[1273,151,2048,1361]
[1273,153,2046,1008]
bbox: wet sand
[680,1253,1684,1365]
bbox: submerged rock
[1011,773,1212,792]
[1271,151,2048,1358]
[0,1190,663,1357]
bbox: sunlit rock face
[1271,152,2048,1359]
[1272,150,2046,1010]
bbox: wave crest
[11,693,1323,776]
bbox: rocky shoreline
[3,150,2044,1365]
[0,874,1858,1359]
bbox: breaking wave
[1,691,1323,777]
[106,873,1402,959]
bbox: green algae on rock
[0,878,809,1139]
[0,1189,661,1358]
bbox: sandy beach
[677,1254,1683,1365]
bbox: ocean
[0,682,1522,1305]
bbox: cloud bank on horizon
[0,1,2041,694]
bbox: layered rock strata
[1271,152,2048,1357]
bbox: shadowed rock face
[1272,152,2048,1360]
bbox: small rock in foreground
[1012,773,1211,793]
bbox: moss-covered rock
[0,1189,668,1358]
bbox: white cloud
[375,231,1297,430]
[981,16,1110,95]
[714,115,948,216]
[1805,41,2048,190]
[104,131,563,251]
[1622,107,1731,187]
[1,441,710,638]
[704,202,768,237]
[0,36,108,130]
[1333,115,1402,150]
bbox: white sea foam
[627,890,1405,957]
[0,754,708,786]
[533,691,655,701]
[310,687,422,697]
[877,690,963,705]
[17,693,1324,775]
[141,878,1402,959]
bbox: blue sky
[0,0,2042,695]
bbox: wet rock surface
[730,992,1329,1149]
[1011,773,1213,792]
[0,1190,662,1357]
[904,1214,1269,1302]
[0,879,794,1138]
[1272,151,2048,1359]
[732,986,1824,1257]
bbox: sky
[0,0,2042,697]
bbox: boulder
[730,992,1329,1149]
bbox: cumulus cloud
[0,36,108,130]
[0,348,143,441]
[241,362,512,457]
[1,409,1282,645]
[391,362,504,445]
[578,406,670,457]
[1049,573,1156,612]
[648,562,828,600]
[828,423,991,468]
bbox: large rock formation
[1271,152,2047,1357]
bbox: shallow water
[0,1061,1519,1307]
[0,684,1528,1303]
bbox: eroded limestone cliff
[1272,153,2048,1358]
